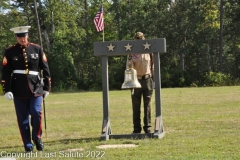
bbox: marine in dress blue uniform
[1,26,51,152]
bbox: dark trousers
[13,96,43,150]
[131,78,153,133]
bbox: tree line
[0,0,240,92]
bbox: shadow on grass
[0,137,101,151]
[46,137,101,145]
[1,134,158,151]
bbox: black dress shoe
[25,146,33,152]
[34,139,44,151]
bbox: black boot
[144,130,151,134]
[34,139,44,151]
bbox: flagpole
[102,24,104,42]
[94,2,104,41]
[102,0,104,42]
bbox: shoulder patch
[43,53,47,62]
[2,56,7,65]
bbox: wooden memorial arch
[94,38,166,140]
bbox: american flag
[94,6,104,32]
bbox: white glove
[152,82,155,89]
[4,92,14,100]
[43,91,49,99]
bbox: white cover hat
[10,26,31,34]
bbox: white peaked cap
[10,26,31,34]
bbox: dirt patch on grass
[96,144,138,149]
[65,148,84,152]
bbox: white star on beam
[107,43,115,51]
[143,42,151,50]
[124,43,133,51]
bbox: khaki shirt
[126,53,154,77]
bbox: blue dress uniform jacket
[1,43,51,98]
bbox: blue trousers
[13,96,43,150]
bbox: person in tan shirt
[126,32,154,134]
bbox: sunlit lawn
[0,86,239,159]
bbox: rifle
[43,98,47,139]
[40,70,47,139]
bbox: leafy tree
[1,0,240,90]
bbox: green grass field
[0,86,239,160]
